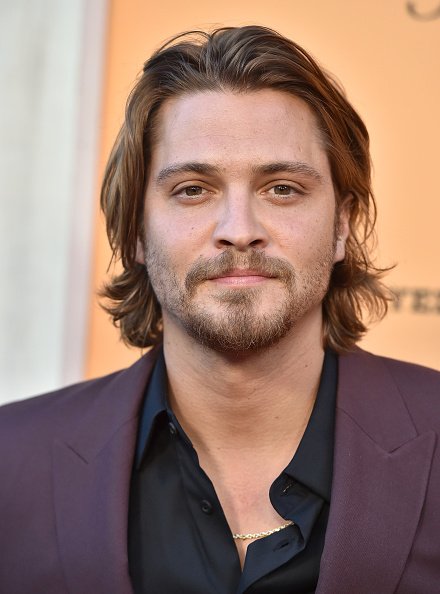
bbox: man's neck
[162,313,325,457]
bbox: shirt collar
[283,349,338,502]
[135,347,338,501]
[135,348,168,467]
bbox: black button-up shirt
[128,349,338,593]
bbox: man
[0,26,439,594]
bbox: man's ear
[135,238,145,265]
[333,194,352,264]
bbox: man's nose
[212,193,270,251]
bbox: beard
[143,240,337,353]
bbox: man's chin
[187,327,292,354]
[197,285,264,307]
[179,307,294,353]
[194,284,285,313]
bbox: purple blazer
[0,348,439,593]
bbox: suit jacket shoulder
[374,352,440,426]
[0,350,157,508]
[0,369,122,440]
[338,348,440,437]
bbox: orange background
[86,0,440,378]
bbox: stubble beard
[143,243,337,353]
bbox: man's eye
[173,184,211,203]
[272,184,295,195]
[183,186,203,196]
[266,183,306,199]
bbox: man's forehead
[154,88,321,133]
[148,89,329,177]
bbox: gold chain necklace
[232,520,294,541]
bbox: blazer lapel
[317,350,436,594]
[52,350,158,594]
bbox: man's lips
[208,269,275,285]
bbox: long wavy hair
[100,25,391,352]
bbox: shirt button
[168,422,177,436]
[274,538,291,551]
[200,499,213,514]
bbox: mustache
[185,249,295,291]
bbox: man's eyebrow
[155,162,220,185]
[154,160,324,185]
[253,161,324,182]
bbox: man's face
[140,89,348,352]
